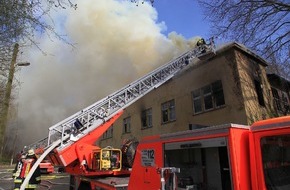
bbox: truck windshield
[261,135,290,190]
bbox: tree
[0,0,77,160]
[130,0,154,6]
[0,0,77,49]
[198,0,289,79]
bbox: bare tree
[198,0,289,79]
[130,0,154,6]
[0,0,77,50]
[0,0,77,160]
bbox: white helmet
[21,154,26,159]
[27,149,35,156]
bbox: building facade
[99,42,290,148]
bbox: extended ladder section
[26,39,215,153]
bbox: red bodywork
[57,114,290,190]
[127,116,290,190]
[128,124,252,190]
[39,161,54,174]
[249,116,290,190]
[47,111,129,177]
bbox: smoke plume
[14,0,199,147]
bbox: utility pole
[0,43,19,158]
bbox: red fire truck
[65,115,290,190]
[21,39,290,190]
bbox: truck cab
[250,116,290,190]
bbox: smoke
[14,0,199,147]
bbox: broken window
[272,87,290,114]
[254,79,265,107]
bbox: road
[0,165,70,190]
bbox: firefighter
[13,154,26,190]
[196,37,206,46]
[12,149,41,190]
[196,37,207,53]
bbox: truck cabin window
[261,135,290,189]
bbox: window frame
[192,80,225,114]
[123,116,131,134]
[102,125,113,139]
[254,79,265,107]
[161,99,176,124]
[271,87,290,113]
[141,108,153,129]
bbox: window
[161,99,176,123]
[272,88,283,112]
[192,90,202,113]
[272,87,290,113]
[212,80,225,107]
[261,135,290,189]
[123,117,131,133]
[254,79,265,106]
[203,85,213,110]
[141,108,152,129]
[102,125,113,139]
[192,80,225,114]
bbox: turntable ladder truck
[20,39,216,190]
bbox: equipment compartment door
[164,137,232,190]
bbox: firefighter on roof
[12,149,41,190]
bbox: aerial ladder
[20,38,216,190]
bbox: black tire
[69,175,76,190]
[78,181,91,190]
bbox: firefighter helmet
[28,149,35,156]
[21,154,26,159]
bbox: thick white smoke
[14,0,200,147]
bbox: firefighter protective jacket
[13,156,41,189]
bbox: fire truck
[20,39,290,190]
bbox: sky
[10,0,212,148]
[154,0,210,39]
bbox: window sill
[161,119,176,125]
[193,105,226,116]
[141,126,153,130]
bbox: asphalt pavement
[0,165,70,190]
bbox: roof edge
[216,42,268,66]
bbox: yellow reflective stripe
[36,176,41,181]
[14,179,22,183]
[14,188,20,190]
[27,184,37,188]
[24,162,31,177]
